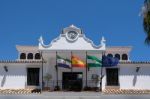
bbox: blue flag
[102,55,119,67]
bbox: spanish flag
[71,55,86,68]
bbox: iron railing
[44,80,100,90]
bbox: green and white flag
[87,55,102,67]
[57,55,71,69]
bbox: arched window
[35,53,41,59]
[115,54,120,60]
[27,53,33,59]
[20,53,26,59]
[122,54,128,60]
[107,54,113,58]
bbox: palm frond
[145,35,150,45]
[143,0,150,45]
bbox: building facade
[0,25,150,91]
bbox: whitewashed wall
[0,63,42,89]
[102,68,106,90]
[119,64,150,89]
[0,64,26,89]
[43,52,150,90]
[1,60,150,90]
[42,51,103,89]
[101,64,150,90]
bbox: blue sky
[0,0,149,61]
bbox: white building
[0,25,150,91]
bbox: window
[107,54,113,58]
[35,53,41,59]
[27,53,33,59]
[115,54,120,60]
[122,54,128,60]
[20,53,26,59]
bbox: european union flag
[102,55,119,67]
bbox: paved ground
[0,92,150,99]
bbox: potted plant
[91,74,100,91]
[43,73,52,91]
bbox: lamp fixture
[136,66,140,72]
[4,66,8,72]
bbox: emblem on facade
[66,30,79,42]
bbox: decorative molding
[81,34,105,49]
[0,60,46,63]
[119,61,150,64]
[39,35,62,48]
[38,25,106,50]
[39,34,105,49]
[65,31,79,42]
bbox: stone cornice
[106,46,132,53]
[0,60,46,63]
[16,45,38,52]
[119,61,150,64]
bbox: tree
[43,73,52,90]
[142,0,150,44]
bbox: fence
[44,80,100,90]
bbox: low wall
[0,64,26,89]
[119,64,150,89]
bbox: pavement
[103,89,150,94]
[0,92,150,99]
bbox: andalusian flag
[57,55,71,69]
[87,55,102,67]
[71,55,86,68]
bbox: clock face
[66,31,79,42]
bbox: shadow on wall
[133,67,140,86]
[0,65,26,87]
[1,74,6,87]
[133,74,137,86]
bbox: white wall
[100,64,150,90]
[42,51,103,89]
[0,63,42,89]
[43,52,150,90]
[0,64,26,89]
[119,64,150,89]
[1,60,150,90]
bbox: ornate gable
[38,25,106,51]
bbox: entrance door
[27,68,40,86]
[106,68,119,86]
[62,72,82,91]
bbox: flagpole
[85,51,88,87]
[55,51,59,89]
[100,51,105,91]
[70,51,73,91]
[40,51,43,91]
[71,51,73,72]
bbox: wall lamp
[4,66,8,72]
[136,66,140,73]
